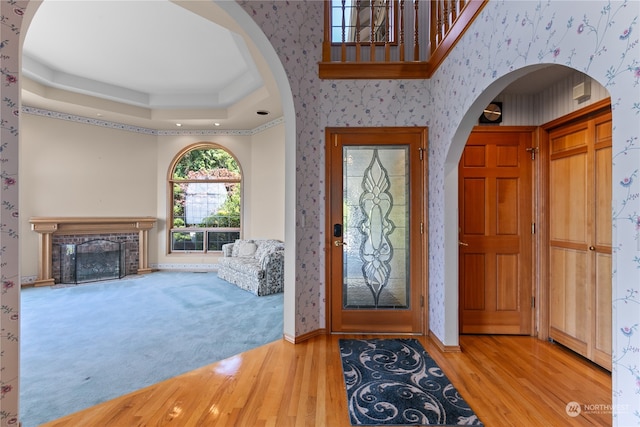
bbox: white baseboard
[151,263,218,272]
[20,265,220,286]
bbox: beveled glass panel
[342,146,409,309]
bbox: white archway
[209,0,297,339]
[20,0,297,338]
[15,0,298,421]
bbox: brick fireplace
[55,235,134,284]
[30,217,156,286]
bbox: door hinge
[525,147,538,160]
[418,147,425,160]
[531,296,535,308]
[420,222,424,234]
[421,296,424,307]
[531,222,536,234]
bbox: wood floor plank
[40,334,611,427]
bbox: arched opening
[168,143,243,253]
[443,64,613,367]
[17,0,297,423]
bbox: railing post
[413,0,420,61]
[399,0,406,61]
[322,0,332,62]
[384,0,391,61]
[370,0,376,62]
[430,0,437,54]
[341,0,347,62]
[356,0,362,62]
[318,0,487,79]
[444,0,451,34]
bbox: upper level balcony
[319,0,487,79]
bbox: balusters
[320,0,487,78]
[429,0,438,52]
[356,0,362,62]
[370,0,376,61]
[384,0,391,61]
[413,0,420,61]
[451,0,459,22]
[341,0,347,61]
[399,0,405,61]
[443,0,450,34]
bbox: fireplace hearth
[29,217,156,287]
[60,239,125,284]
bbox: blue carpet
[20,271,283,427]
[339,339,482,426]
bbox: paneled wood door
[326,127,427,333]
[547,107,612,370]
[459,127,534,335]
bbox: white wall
[19,114,157,282]
[19,113,286,280]
[152,125,285,270]
[249,123,285,239]
[154,132,252,269]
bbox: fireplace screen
[60,240,125,284]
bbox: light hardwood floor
[42,334,611,427]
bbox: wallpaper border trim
[22,106,284,136]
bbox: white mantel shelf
[29,216,157,287]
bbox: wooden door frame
[458,126,537,336]
[324,127,429,334]
[537,98,612,342]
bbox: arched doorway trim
[213,0,297,340]
[442,65,613,349]
[19,0,296,338]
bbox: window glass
[331,0,396,44]
[170,146,241,253]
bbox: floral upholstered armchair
[217,239,284,296]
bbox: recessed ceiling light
[176,123,182,127]
[214,123,220,127]
[256,110,270,116]
[96,113,103,117]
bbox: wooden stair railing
[319,0,487,79]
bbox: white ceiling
[21,0,283,131]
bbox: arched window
[169,144,242,253]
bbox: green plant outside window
[170,146,241,252]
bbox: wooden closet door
[549,121,591,356]
[459,128,533,335]
[592,115,612,370]
[547,110,611,370]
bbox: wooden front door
[326,127,427,333]
[459,127,534,335]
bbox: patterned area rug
[339,339,483,426]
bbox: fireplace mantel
[30,216,156,287]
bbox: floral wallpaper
[432,3,640,425]
[0,0,637,426]
[240,0,639,425]
[0,1,24,424]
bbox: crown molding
[21,106,284,136]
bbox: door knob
[458,241,469,247]
[589,246,596,251]
[334,240,347,247]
